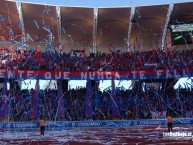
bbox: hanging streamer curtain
[2,78,8,120]
[57,80,64,119]
[86,80,92,119]
[31,79,39,119]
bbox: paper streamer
[27,34,34,41]
[34,20,39,29]
[62,27,65,34]
[44,38,51,46]
[0,16,9,23]
[43,27,50,33]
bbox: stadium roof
[130,5,169,50]
[22,2,59,49]
[0,0,193,53]
[60,7,94,53]
[171,2,193,21]
[0,0,21,42]
[97,7,131,52]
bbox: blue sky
[18,0,192,7]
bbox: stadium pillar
[1,78,8,121]
[0,78,3,119]
[9,79,20,94]
[132,80,143,96]
[91,80,99,92]
[161,78,176,96]
[86,80,92,119]
[61,80,68,92]
[111,79,119,119]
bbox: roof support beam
[161,4,173,50]
[93,8,98,53]
[127,7,135,51]
[17,2,27,50]
[57,6,62,49]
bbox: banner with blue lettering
[0,119,193,130]
[0,68,192,80]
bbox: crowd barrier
[0,119,193,130]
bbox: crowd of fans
[1,85,192,121]
[0,47,192,121]
[0,47,192,71]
